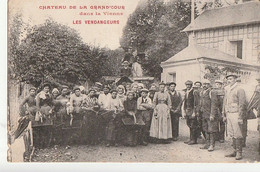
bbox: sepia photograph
[6,0,260,165]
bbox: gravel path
[32,119,260,163]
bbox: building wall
[192,23,260,63]
[161,62,201,90]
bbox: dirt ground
[32,118,260,163]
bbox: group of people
[18,73,260,161]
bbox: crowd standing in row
[19,73,260,160]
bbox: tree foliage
[120,0,194,79]
[204,65,241,83]
[10,18,110,87]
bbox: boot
[235,138,243,160]
[225,138,236,157]
[188,129,198,145]
[219,132,225,143]
[208,133,215,152]
[184,129,192,144]
[242,137,246,147]
[200,133,209,149]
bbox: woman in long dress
[150,82,172,143]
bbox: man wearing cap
[54,86,70,145]
[19,87,37,119]
[212,80,225,143]
[120,61,132,77]
[192,82,204,139]
[105,89,124,147]
[98,85,112,110]
[94,82,103,98]
[183,80,200,145]
[199,79,218,151]
[168,82,182,141]
[137,88,154,145]
[69,86,84,116]
[223,74,247,160]
[131,83,140,101]
[194,81,202,92]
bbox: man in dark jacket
[183,80,200,145]
[213,80,225,143]
[199,80,218,152]
[168,82,182,141]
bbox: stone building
[161,1,260,90]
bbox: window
[236,41,243,59]
[168,73,176,83]
[230,40,243,59]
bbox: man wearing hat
[199,79,218,152]
[19,86,37,118]
[183,80,200,145]
[168,82,182,141]
[148,87,157,101]
[212,80,225,143]
[137,88,154,145]
[120,61,131,77]
[223,74,247,160]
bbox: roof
[161,44,260,67]
[183,1,260,32]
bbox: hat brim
[226,75,238,79]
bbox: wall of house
[191,23,260,63]
[161,62,201,90]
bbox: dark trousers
[186,116,199,142]
[218,118,225,141]
[105,112,124,143]
[171,112,180,139]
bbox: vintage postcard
[7,0,260,164]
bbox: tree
[120,0,193,79]
[204,65,241,83]
[12,19,109,87]
[120,0,165,53]
[8,13,30,80]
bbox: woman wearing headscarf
[117,85,126,105]
[52,86,70,145]
[52,88,60,100]
[122,91,140,146]
[150,82,172,143]
[81,88,100,145]
[35,83,54,148]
